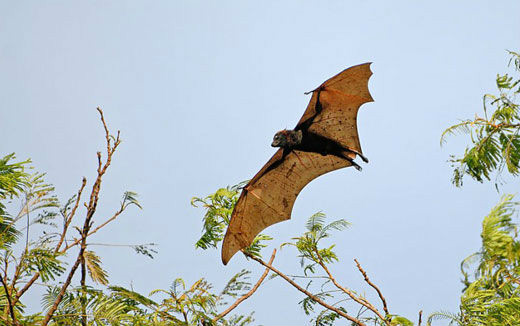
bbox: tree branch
[40,108,120,326]
[314,249,389,324]
[354,258,389,317]
[40,254,83,325]
[214,249,276,322]
[56,178,87,252]
[80,241,87,326]
[61,205,124,253]
[244,252,367,326]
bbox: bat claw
[359,154,369,163]
[351,161,362,171]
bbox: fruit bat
[222,63,373,265]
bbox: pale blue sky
[1,1,520,324]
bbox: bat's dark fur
[272,130,364,170]
[268,90,368,175]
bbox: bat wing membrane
[222,149,352,264]
[296,63,373,154]
[221,63,373,264]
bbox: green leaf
[84,250,109,285]
[443,50,520,187]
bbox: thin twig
[245,252,367,326]
[56,178,87,252]
[418,310,423,326]
[61,206,124,253]
[214,249,276,322]
[314,249,388,324]
[25,193,30,252]
[354,259,389,317]
[285,274,329,279]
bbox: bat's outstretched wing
[296,63,374,155]
[221,63,373,265]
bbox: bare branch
[61,205,125,253]
[40,108,120,326]
[354,258,389,317]
[97,107,110,148]
[214,249,276,322]
[418,310,423,326]
[314,249,389,324]
[56,178,87,252]
[96,152,102,174]
[244,251,367,326]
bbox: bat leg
[344,148,369,163]
[356,152,369,163]
[331,152,362,171]
[349,159,362,171]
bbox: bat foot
[359,154,369,163]
[351,161,362,171]
[348,148,369,163]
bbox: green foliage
[0,153,30,204]
[0,154,30,248]
[312,308,345,326]
[21,172,59,215]
[84,250,109,286]
[390,316,414,326]
[281,213,397,325]
[0,145,256,326]
[220,270,251,298]
[40,286,153,326]
[434,49,520,326]
[192,182,271,260]
[241,234,272,261]
[441,51,520,187]
[459,195,520,325]
[192,185,241,250]
[429,196,520,326]
[427,310,462,326]
[284,211,350,275]
[0,151,151,326]
[122,191,142,210]
[145,273,255,326]
[24,248,65,282]
[150,278,218,324]
[131,243,158,259]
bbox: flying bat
[222,63,373,265]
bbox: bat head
[271,129,302,148]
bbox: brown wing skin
[221,63,373,265]
[296,63,374,154]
